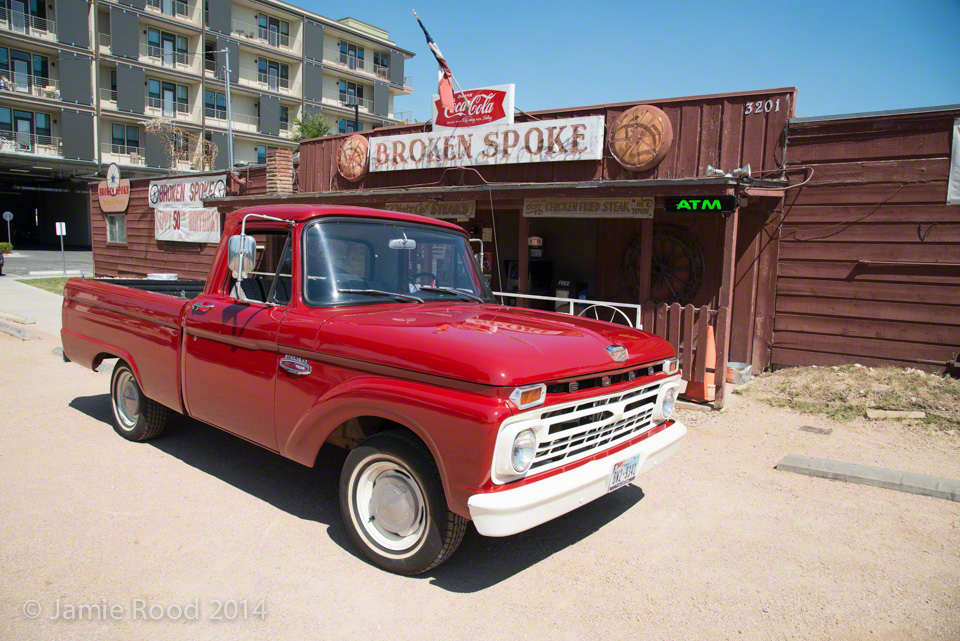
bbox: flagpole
[412,9,465,97]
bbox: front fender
[278,375,511,517]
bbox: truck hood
[313,304,675,386]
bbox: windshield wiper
[337,288,425,304]
[417,286,486,303]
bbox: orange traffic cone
[681,325,716,403]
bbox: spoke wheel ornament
[337,134,370,182]
[622,225,704,305]
[607,105,673,172]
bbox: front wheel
[339,430,467,575]
[110,362,169,441]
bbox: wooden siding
[299,88,796,193]
[772,108,960,371]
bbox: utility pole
[221,47,234,168]
[353,101,359,133]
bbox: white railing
[0,131,62,157]
[231,18,300,53]
[322,46,370,74]
[389,110,412,122]
[494,292,645,329]
[321,90,373,113]
[100,87,117,103]
[145,0,198,23]
[140,43,201,74]
[403,75,412,88]
[0,7,56,41]
[237,66,299,95]
[0,71,60,100]
[98,32,110,49]
[203,58,217,75]
[373,62,390,80]
[146,94,192,118]
[101,142,146,165]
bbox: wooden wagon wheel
[607,105,673,172]
[337,134,369,182]
[622,225,704,305]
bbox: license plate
[608,454,640,492]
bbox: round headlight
[511,429,537,473]
[661,386,678,421]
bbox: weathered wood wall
[772,107,960,371]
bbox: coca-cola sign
[432,83,515,130]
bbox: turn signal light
[663,358,680,375]
[509,384,546,410]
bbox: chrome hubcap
[355,461,426,551]
[114,370,140,430]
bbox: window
[204,40,216,71]
[256,144,278,164]
[34,112,49,141]
[176,85,189,112]
[111,123,124,150]
[148,28,187,67]
[204,90,226,119]
[0,107,11,135]
[226,230,292,305]
[339,42,364,70]
[257,58,288,91]
[373,51,389,78]
[338,80,364,107]
[110,69,117,92]
[111,124,140,153]
[280,105,288,130]
[257,14,290,48]
[106,215,126,243]
[301,221,491,307]
[176,36,189,65]
[338,119,361,134]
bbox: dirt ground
[1,331,958,641]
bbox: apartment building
[0,0,414,245]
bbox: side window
[225,230,292,305]
[303,224,374,304]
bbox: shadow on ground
[69,393,645,592]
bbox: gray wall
[389,50,405,87]
[303,20,323,61]
[207,0,231,35]
[56,0,90,48]
[117,0,145,9]
[215,37,238,84]
[116,65,145,114]
[258,95,281,137]
[61,111,94,160]
[303,103,323,119]
[373,81,388,118]
[145,130,166,168]
[209,132,229,170]
[110,7,140,60]
[303,62,322,103]
[58,54,92,105]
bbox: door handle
[192,302,215,312]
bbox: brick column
[266,149,294,195]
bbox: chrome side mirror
[227,234,256,280]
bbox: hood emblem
[606,345,629,363]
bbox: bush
[0,242,12,254]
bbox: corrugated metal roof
[790,104,960,124]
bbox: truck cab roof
[224,204,468,234]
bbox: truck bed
[61,278,201,414]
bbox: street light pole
[220,47,235,168]
[353,102,359,133]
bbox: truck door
[182,228,293,450]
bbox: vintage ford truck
[61,205,686,574]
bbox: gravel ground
[1,331,958,641]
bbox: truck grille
[529,380,663,473]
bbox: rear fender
[61,328,142,385]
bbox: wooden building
[773,105,960,371]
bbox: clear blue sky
[305,0,960,122]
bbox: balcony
[236,67,299,97]
[99,87,117,105]
[0,131,62,157]
[320,47,413,89]
[389,110,412,123]
[145,0,200,25]
[146,94,194,121]
[0,7,57,42]
[205,108,259,133]
[321,90,373,114]
[101,142,146,166]
[0,71,61,100]
[139,43,202,75]
[231,19,300,55]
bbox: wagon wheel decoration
[607,105,673,172]
[337,134,369,182]
[622,225,704,305]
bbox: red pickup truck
[62,205,686,574]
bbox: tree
[291,112,333,141]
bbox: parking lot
[1,330,958,641]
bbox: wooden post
[638,218,654,330]
[517,213,529,308]
[715,207,739,409]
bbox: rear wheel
[110,362,169,441]
[340,430,467,575]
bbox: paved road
[0,333,958,641]
[2,248,93,277]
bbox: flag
[413,10,455,111]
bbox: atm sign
[664,196,738,213]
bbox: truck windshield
[302,220,495,307]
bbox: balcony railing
[205,108,260,133]
[0,7,57,41]
[146,95,192,118]
[145,0,198,23]
[403,74,413,88]
[231,18,299,53]
[389,110,412,123]
[0,131,62,157]
[100,87,117,103]
[99,32,110,50]
[321,90,373,114]
[0,71,61,100]
[101,142,146,166]
[140,43,201,74]
[237,67,299,95]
